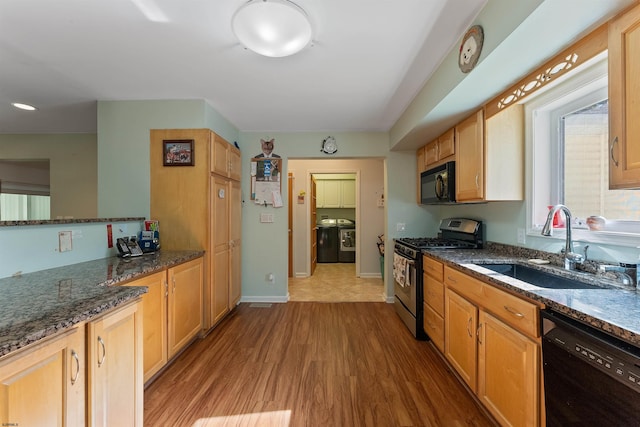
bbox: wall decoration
[250,157,282,205]
[254,138,281,158]
[458,25,484,73]
[321,136,337,154]
[163,139,194,166]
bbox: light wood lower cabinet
[444,266,540,427]
[0,325,85,427]
[167,258,203,358]
[423,254,445,352]
[445,288,478,390]
[87,301,143,427]
[478,311,539,427]
[120,257,203,382]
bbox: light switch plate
[59,231,73,252]
[260,213,274,223]
[517,228,526,244]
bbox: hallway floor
[288,263,385,302]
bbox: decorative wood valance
[484,23,608,119]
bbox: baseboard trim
[240,296,288,304]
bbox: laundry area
[314,173,356,264]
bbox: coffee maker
[139,220,160,253]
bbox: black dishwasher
[541,310,640,426]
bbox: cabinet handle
[173,277,176,293]
[477,323,483,344]
[503,305,525,318]
[97,336,106,367]
[610,136,619,167]
[447,276,457,283]
[475,173,479,189]
[467,317,473,337]
[165,279,169,297]
[70,349,80,385]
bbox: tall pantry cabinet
[150,129,242,331]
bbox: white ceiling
[0,0,485,135]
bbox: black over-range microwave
[420,161,455,204]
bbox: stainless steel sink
[477,263,602,290]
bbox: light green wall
[97,100,239,218]
[0,133,97,218]
[238,132,432,301]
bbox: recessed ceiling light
[11,102,38,111]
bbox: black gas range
[393,218,483,339]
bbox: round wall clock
[321,136,337,154]
[458,25,484,73]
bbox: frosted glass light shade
[232,0,312,58]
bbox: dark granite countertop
[0,250,204,358]
[423,243,640,346]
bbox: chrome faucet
[541,204,584,270]
[598,265,635,286]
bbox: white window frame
[524,52,640,248]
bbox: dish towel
[393,253,408,287]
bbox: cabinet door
[425,140,438,166]
[212,133,230,177]
[212,176,230,325]
[229,179,242,308]
[88,301,143,427]
[168,257,203,358]
[341,180,356,208]
[121,272,167,383]
[609,3,640,189]
[0,326,85,427]
[445,289,478,391]
[438,128,455,159]
[322,180,341,207]
[456,109,485,202]
[229,145,241,181]
[478,311,539,427]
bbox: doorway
[287,158,385,301]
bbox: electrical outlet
[396,223,406,232]
[266,273,275,283]
[58,231,73,252]
[260,213,274,223]
[517,228,526,244]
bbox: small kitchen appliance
[393,218,483,339]
[420,161,456,205]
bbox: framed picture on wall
[163,139,194,166]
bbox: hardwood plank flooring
[144,302,496,426]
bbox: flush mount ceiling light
[232,0,312,58]
[11,102,37,111]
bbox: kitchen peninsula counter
[0,250,204,357]
[425,242,640,347]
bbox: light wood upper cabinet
[609,3,640,189]
[456,110,485,202]
[425,128,455,167]
[0,325,85,427]
[167,257,203,358]
[87,301,143,427]
[455,106,524,203]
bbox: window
[525,52,640,245]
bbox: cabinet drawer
[444,266,539,338]
[423,256,443,281]
[423,275,444,317]
[423,303,444,353]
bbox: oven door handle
[393,252,415,265]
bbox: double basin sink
[475,263,603,290]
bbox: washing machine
[338,219,355,263]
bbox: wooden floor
[288,263,385,302]
[144,302,496,426]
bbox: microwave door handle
[435,174,445,200]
